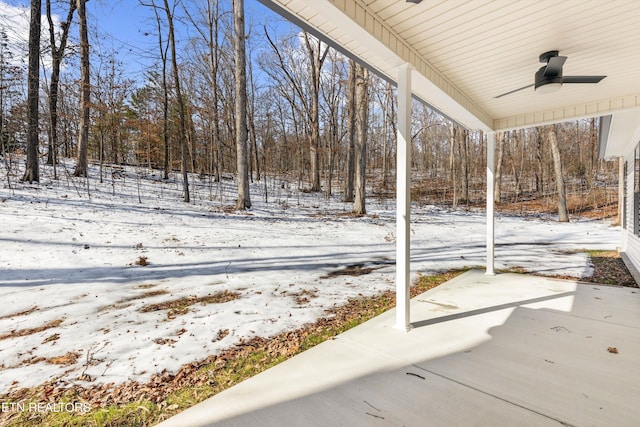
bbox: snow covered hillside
[0,158,619,392]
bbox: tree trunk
[187,111,196,172]
[234,0,251,209]
[494,131,505,203]
[247,59,260,181]
[353,64,368,215]
[46,0,75,170]
[588,118,596,190]
[164,0,190,202]
[150,3,170,180]
[535,128,545,196]
[547,124,569,222]
[181,0,221,183]
[304,33,328,192]
[449,124,457,208]
[73,0,90,178]
[263,29,327,193]
[210,1,222,183]
[461,129,469,203]
[382,82,395,188]
[618,156,624,226]
[22,0,41,183]
[344,59,356,202]
[161,33,170,180]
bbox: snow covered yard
[0,159,620,393]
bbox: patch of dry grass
[0,319,64,342]
[290,289,318,305]
[99,290,171,312]
[139,291,240,319]
[47,352,80,366]
[42,333,60,344]
[120,290,170,303]
[0,306,39,321]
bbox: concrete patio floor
[157,270,640,427]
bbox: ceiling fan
[495,51,606,98]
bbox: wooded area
[0,0,619,219]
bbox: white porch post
[396,63,412,331]
[486,131,496,275]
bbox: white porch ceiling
[258,0,640,157]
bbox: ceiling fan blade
[543,55,567,76]
[494,83,535,98]
[563,75,607,84]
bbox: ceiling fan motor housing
[535,66,562,91]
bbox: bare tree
[73,0,90,177]
[449,123,457,207]
[588,117,597,190]
[0,30,21,158]
[460,128,469,203]
[181,0,224,183]
[22,0,41,183]
[45,0,76,175]
[380,81,396,188]
[163,0,190,202]
[494,131,505,203]
[246,50,260,182]
[234,0,250,209]
[535,128,545,196]
[344,58,356,202]
[353,64,368,215]
[204,0,222,183]
[618,156,624,225]
[92,50,134,175]
[147,1,171,180]
[263,29,328,192]
[547,124,569,222]
[303,33,329,192]
[320,49,345,197]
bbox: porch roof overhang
[258,0,640,157]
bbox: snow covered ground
[0,158,620,392]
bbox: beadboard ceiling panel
[259,0,640,149]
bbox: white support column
[486,131,496,276]
[396,63,412,331]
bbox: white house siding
[622,146,640,275]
